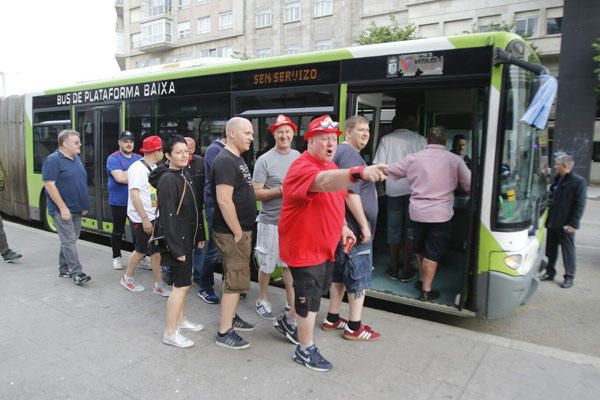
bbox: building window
[197,16,211,34]
[131,33,142,49]
[284,1,301,23]
[141,19,172,45]
[283,44,301,55]
[197,0,208,4]
[545,17,562,35]
[256,48,272,58]
[219,11,233,30]
[256,10,272,29]
[477,23,501,32]
[178,21,190,39]
[314,39,332,51]
[313,0,333,18]
[143,0,171,18]
[200,46,232,57]
[515,16,539,37]
[179,0,189,9]
[147,57,160,66]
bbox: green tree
[465,21,538,54]
[357,16,418,45]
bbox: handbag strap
[175,174,187,216]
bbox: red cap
[304,115,342,141]
[269,114,297,134]
[140,135,163,153]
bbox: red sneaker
[321,317,348,331]
[343,324,381,341]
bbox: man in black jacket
[540,153,587,289]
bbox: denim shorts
[332,242,372,295]
[387,195,413,245]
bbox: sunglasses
[319,120,339,129]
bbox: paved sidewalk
[1,220,600,400]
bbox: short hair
[451,134,467,153]
[345,115,369,132]
[163,134,187,155]
[392,115,418,132]
[226,117,249,135]
[58,130,80,147]
[555,152,575,169]
[428,126,447,145]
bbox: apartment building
[115,0,564,73]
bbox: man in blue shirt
[106,131,141,270]
[42,130,91,286]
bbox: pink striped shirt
[386,144,471,223]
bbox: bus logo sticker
[387,53,444,78]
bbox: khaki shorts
[213,231,252,294]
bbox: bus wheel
[40,193,57,233]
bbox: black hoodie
[149,164,205,266]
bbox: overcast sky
[0,0,120,96]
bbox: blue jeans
[192,247,205,282]
[52,212,83,275]
[196,206,222,289]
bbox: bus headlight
[504,254,523,270]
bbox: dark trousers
[195,206,222,288]
[110,205,128,259]
[545,227,576,279]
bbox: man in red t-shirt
[278,115,387,372]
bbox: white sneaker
[153,283,171,297]
[162,331,194,348]
[255,299,275,320]
[139,257,152,270]
[112,257,124,270]
[120,275,144,292]
[178,319,204,332]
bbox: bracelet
[349,166,366,183]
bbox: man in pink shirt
[386,126,471,301]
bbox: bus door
[232,85,339,170]
[76,105,121,232]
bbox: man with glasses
[106,131,141,270]
[278,115,387,372]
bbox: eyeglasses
[319,120,339,129]
[315,135,338,144]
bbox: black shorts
[162,261,193,288]
[132,221,160,255]
[289,261,333,318]
[411,220,452,263]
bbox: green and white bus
[0,32,550,319]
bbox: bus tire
[40,192,57,233]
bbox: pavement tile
[428,382,464,400]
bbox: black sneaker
[293,345,332,372]
[419,289,440,302]
[2,250,22,263]
[397,270,417,282]
[58,271,72,279]
[239,292,247,300]
[273,315,299,345]
[72,272,91,286]
[215,328,250,350]
[232,314,255,331]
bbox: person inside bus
[385,126,471,301]
[451,134,473,170]
[149,135,206,348]
[373,115,426,282]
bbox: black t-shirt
[211,148,257,233]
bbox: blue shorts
[332,242,373,294]
[387,195,413,245]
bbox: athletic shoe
[139,257,152,270]
[384,269,398,280]
[2,250,22,263]
[72,272,91,286]
[293,345,332,372]
[397,270,417,282]
[419,289,440,302]
[256,300,275,320]
[343,324,381,341]
[58,271,72,279]
[215,329,250,350]
[163,331,194,348]
[273,315,299,345]
[240,292,247,300]
[198,288,219,304]
[112,257,124,270]
[321,317,348,331]
[232,314,255,331]
[178,319,204,332]
[153,283,171,297]
[120,275,144,292]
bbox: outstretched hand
[362,164,387,182]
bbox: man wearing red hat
[278,115,387,372]
[120,135,171,297]
[252,115,300,337]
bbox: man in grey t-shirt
[253,115,300,341]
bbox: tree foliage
[357,16,418,45]
[465,20,538,54]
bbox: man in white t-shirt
[120,135,170,296]
[373,115,426,282]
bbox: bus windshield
[495,65,549,229]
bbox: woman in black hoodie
[150,135,205,348]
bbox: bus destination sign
[233,62,339,90]
[386,53,443,78]
[55,81,176,106]
[252,67,318,86]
